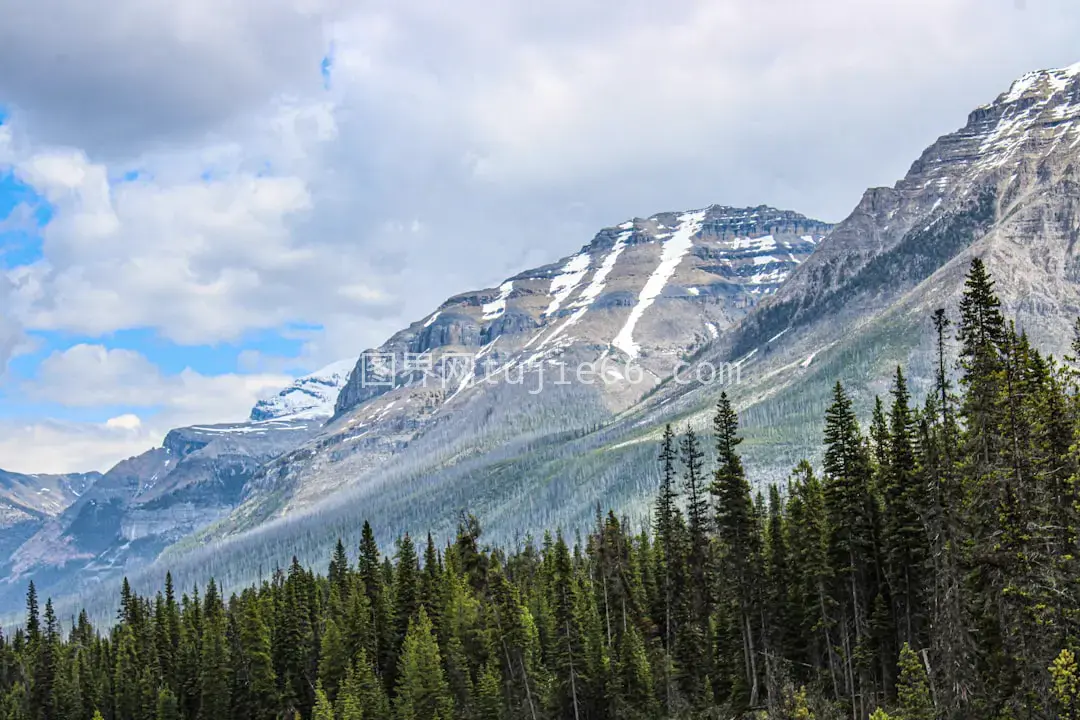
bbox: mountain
[706,60,1080,466]
[122,61,1080,608]
[250,358,358,421]
[199,205,828,533]
[0,470,99,558]
[9,61,1080,621]
[0,362,355,609]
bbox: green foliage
[10,260,1080,720]
[1051,649,1080,720]
[394,608,452,720]
[895,643,933,720]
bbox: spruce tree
[822,381,879,717]
[394,608,453,720]
[312,681,334,720]
[155,688,180,720]
[233,593,277,720]
[711,392,762,707]
[882,367,929,650]
[895,643,933,720]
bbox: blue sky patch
[0,171,51,267]
[321,46,334,90]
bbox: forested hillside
[1,258,1079,719]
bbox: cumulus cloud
[0,0,333,156]
[0,418,153,475]
[27,344,290,416]
[105,414,142,431]
[0,344,294,473]
[3,0,1080,471]
[4,0,1080,365]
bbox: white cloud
[0,418,154,475]
[105,414,142,431]
[2,0,1080,471]
[0,0,333,155]
[0,344,295,473]
[0,275,22,376]
[28,344,290,415]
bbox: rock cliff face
[334,205,826,417]
[735,62,1080,359]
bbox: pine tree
[329,539,350,597]
[155,688,180,720]
[30,598,58,720]
[318,616,348,702]
[677,423,710,705]
[653,423,683,715]
[610,624,655,720]
[360,521,396,684]
[765,483,794,677]
[895,643,933,720]
[711,392,763,707]
[352,650,392,720]
[822,381,879,718]
[233,593,277,720]
[24,583,40,652]
[197,601,231,720]
[679,425,708,550]
[474,662,504,720]
[335,664,365,720]
[1050,649,1080,720]
[882,367,929,651]
[394,608,453,720]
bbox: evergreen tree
[308,681,331,720]
[155,688,180,720]
[822,381,880,719]
[711,392,763,707]
[882,367,929,651]
[895,643,933,720]
[394,608,453,720]
[318,616,348,702]
[232,593,277,720]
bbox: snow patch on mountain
[536,232,631,350]
[543,254,591,317]
[612,210,706,359]
[249,358,358,422]
[482,281,514,320]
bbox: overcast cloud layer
[1,0,1079,472]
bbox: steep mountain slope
[736,61,1080,359]
[606,60,1080,487]
[15,61,1080,624]
[117,61,1080,611]
[0,470,99,558]
[0,361,356,609]
[195,206,828,534]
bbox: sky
[0,0,1078,473]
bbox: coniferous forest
[5,258,1080,719]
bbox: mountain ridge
[5,61,1080,620]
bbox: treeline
[2,258,1080,719]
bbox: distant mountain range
[5,61,1080,618]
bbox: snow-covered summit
[249,358,358,422]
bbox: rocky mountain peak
[249,358,358,422]
[330,204,831,418]
[733,61,1080,355]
